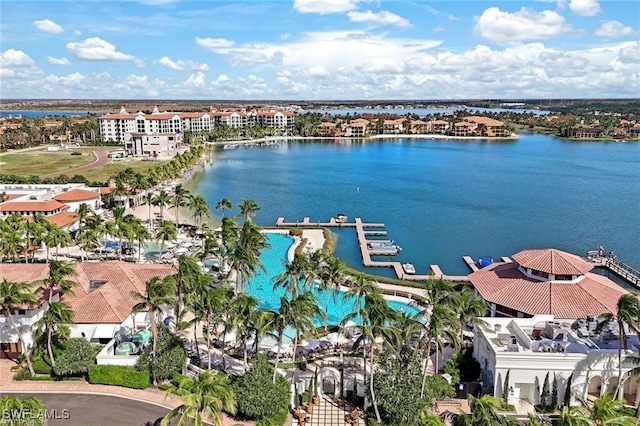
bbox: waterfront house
[467,248,627,318]
[344,118,370,137]
[428,119,449,134]
[409,119,429,134]
[318,121,339,137]
[474,314,640,408]
[452,121,477,137]
[565,126,604,139]
[0,262,176,362]
[464,116,508,137]
[382,118,405,134]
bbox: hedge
[32,358,53,375]
[88,365,150,389]
[255,409,288,426]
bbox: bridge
[586,251,640,288]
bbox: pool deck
[276,216,470,282]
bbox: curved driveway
[41,148,112,178]
[8,393,170,426]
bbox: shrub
[88,365,150,389]
[32,358,53,375]
[53,338,97,377]
[232,355,290,421]
[136,324,186,382]
[254,409,288,426]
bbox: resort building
[344,118,370,137]
[382,118,405,134]
[428,119,449,134]
[409,119,429,134]
[99,105,296,143]
[0,183,106,230]
[474,314,640,407]
[0,262,176,360]
[464,116,508,137]
[452,121,477,137]
[467,248,627,318]
[125,133,182,158]
[566,126,604,139]
[318,121,340,137]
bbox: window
[17,309,26,315]
[556,275,573,281]
[531,269,549,279]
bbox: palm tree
[141,192,156,230]
[161,371,236,426]
[44,224,72,261]
[127,219,151,262]
[272,253,310,298]
[558,406,593,426]
[171,185,192,227]
[0,226,23,262]
[318,254,347,292]
[110,206,127,261]
[597,294,640,398]
[40,259,76,304]
[189,195,211,227]
[229,293,260,370]
[237,198,260,222]
[0,279,37,376]
[76,227,99,263]
[228,220,269,294]
[175,255,201,322]
[420,303,458,397]
[155,221,177,256]
[0,395,47,426]
[454,395,519,426]
[131,276,176,358]
[452,285,487,346]
[215,197,232,217]
[198,286,232,370]
[154,190,172,225]
[288,291,326,366]
[23,219,44,264]
[33,301,74,366]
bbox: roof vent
[89,280,108,291]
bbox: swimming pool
[245,233,422,328]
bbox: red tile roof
[468,261,627,318]
[46,211,79,228]
[512,248,593,275]
[68,261,176,323]
[0,264,51,309]
[0,200,67,213]
[53,189,101,202]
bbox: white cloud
[475,7,568,42]
[347,10,411,28]
[45,72,85,86]
[448,14,460,22]
[47,56,71,66]
[66,37,139,63]
[569,0,600,16]
[293,0,361,14]
[594,21,635,38]
[158,56,209,71]
[1,49,36,67]
[196,37,235,51]
[432,25,445,32]
[184,72,206,87]
[33,19,63,34]
[73,30,82,36]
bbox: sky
[1,0,638,100]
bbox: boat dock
[275,216,470,282]
[586,253,640,288]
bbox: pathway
[40,148,111,178]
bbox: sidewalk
[0,360,253,426]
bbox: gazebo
[468,248,627,318]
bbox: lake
[190,133,640,276]
[0,110,91,118]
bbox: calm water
[305,107,550,116]
[192,133,640,276]
[0,110,91,118]
[245,233,421,332]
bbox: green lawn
[79,158,169,182]
[0,150,96,176]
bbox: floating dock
[275,216,470,282]
[586,254,640,288]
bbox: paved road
[7,393,170,426]
[41,148,112,178]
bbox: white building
[125,133,182,158]
[474,315,640,407]
[0,262,176,365]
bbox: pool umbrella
[270,342,291,354]
[325,332,347,344]
[302,339,321,351]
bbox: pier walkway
[275,216,470,283]
[587,254,640,288]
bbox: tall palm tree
[597,294,640,398]
[0,226,23,262]
[127,219,151,262]
[272,253,310,298]
[215,198,232,217]
[23,219,44,264]
[229,293,260,370]
[33,301,74,366]
[0,395,47,426]
[288,291,326,366]
[171,185,192,227]
[452,285,487,346]
[420,303,458,397]
[40,259,76,304]
[155,221,177,256]
[141,192,157,230]
[154,190,172,225]
[175,255,201,322]
[161,371,236,426]
[189,195,211,227]
[318,254,347,292]
[228,220,268,294]
[110,206,127,261]
[44,224,72,261]
[76,227,99,263]
[131,276,176,358]
[0,279,37,376]
[198,286,232,370]
[237,198,260,222]
[558,405,593,426]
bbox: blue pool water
[245,233,422,327]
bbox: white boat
[335,213,348,223]
[223,144,237,149]
[367,240,402,254]
[402,263,416,274]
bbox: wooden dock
[587,254,640,288]
[276,216,470,282]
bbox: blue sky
[1,0,638,100]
